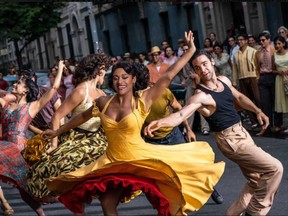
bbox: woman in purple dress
[0,60,64,215]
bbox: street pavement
[1,118,288,216]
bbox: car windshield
[32,70,50,87]
[3,76,18,92]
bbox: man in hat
[123,52,133,62]
[147,46,170,85]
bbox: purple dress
[0,102,31,190]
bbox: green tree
[0,2,66,70]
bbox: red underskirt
[58,174,170,215]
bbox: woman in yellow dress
[42,31,225,216]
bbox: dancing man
[145,49,283,216]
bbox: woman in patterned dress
[27,53,110,200]
[0,60,64,215]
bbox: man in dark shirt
[145,50,283,216]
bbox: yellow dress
[47,93,225,215]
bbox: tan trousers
[214,122,283,216]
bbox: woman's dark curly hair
[108,61,150,97]
[73,53,111,86]
[22,76,39,102]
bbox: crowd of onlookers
[105,26,288,137]
[109,26,288,137]
[1,25,288,137]
[201,26,288,137]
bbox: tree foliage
[0,2,66,69]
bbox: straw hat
[150,46,161,54]
[123,52,131,58]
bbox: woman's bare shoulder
[96,95,113,111]
[71,84,86,97]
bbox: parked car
[32,70,50,88]
[169,82,186,105]
[3,70,51,92]
[3,76,18,92]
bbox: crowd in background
[1,25,288,137]
[104,25,288,137]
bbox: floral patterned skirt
[27,127,108,200]
[0,140,28,191]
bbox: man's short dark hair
[237,33,248,40]
[259,32,271,40]
[248,35,256,40]
[209,32,216,37]
[190,49,213,68]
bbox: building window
[44,34,50,68]
[159,11,171,45]
[231,2,245,32]
[85,16,94,54]
[184,4,200,48]
[58,27,65,59]
[120,25,129,53]
[185,4,194,30]
[281,2,288,27]
[141,18,151,52]
[103,30,112,55]
[37,38,43,69]
[66,24,75,58]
